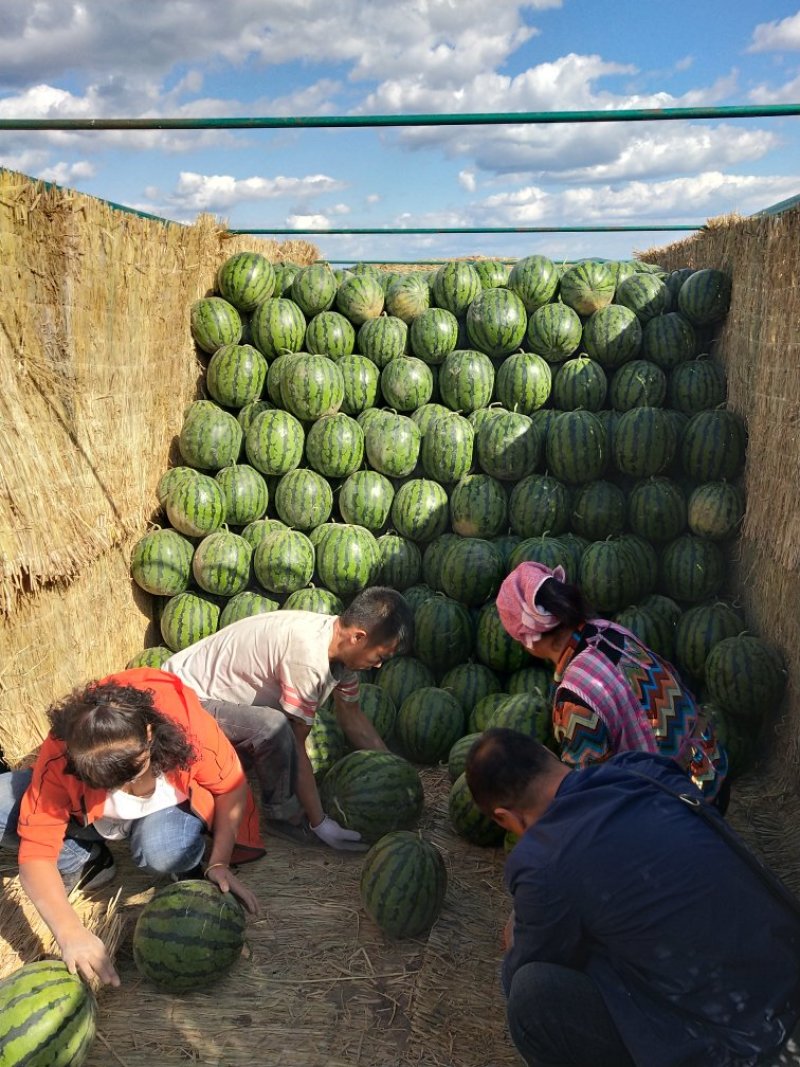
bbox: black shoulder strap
[627,769,800,922]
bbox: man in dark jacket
[466,728,800,1067]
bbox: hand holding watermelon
[205,862,259,915]
[311,814,368,851]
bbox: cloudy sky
[1,0,799,263]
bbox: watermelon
[133,880,245,991]
[305,413,364,479]
[207,344,267,408]
[192,531,252,597]
[357,315,408,369]
[570,480,626,540]
[495,352,552,414]
[306,709,349,779]
[431,261,481,316]
[245,410,305,480]
[385,273,431,323]
[616,273,669,322]
[190,297,242,354]
[131,529,194,597]
[217,251,275,311]
[274,469,333,530]
[421,412,474,484]
[156,466,198,507]
[376,655,436,711]
[472,260,510,288]
[640,592,683,627]
[253,528,314,594]
[476,601,528,673]
[283,355,344,421]
[687,482,744,541]
[319,751,424,841]
[613,605,676,662]
[525,302,582,363]
[336,274,385,324]
[449,772,505,846]
[237,399,273,437]
[705,635,786,720]
[681,410,747,481]
[469,692,512,733]
[677,269,731,325]
[507,255,559,312]
[628,477,686,543]
[166,473,227,537]
[559,261,615,315]
[551,356,608,411]
[0,960,96,1067]
[545,410,605,485]
[220,590,280,627]
[449,473,508,538]
[674,601,744,682]
[392,479,450,543]
[613,406,677,478]
[396,687,465,763]
[215,464,269,526]
[377,533,422,590]
[339,470,395,530]
[641,312,696,370]
[305,310,356,359]
[438,349,495,413]
[290,262,337,316]
[381,355,434,411]
[359,682,398,741]
[441,537,504,606]
[582,304,642,369]
[667,356,727,414]
[250,297,306,357]
[488,692,550,742]
[508,474,570,538]
[315,524,381,596]
[508,535,576,579]
[273,262,301,295]
[161,591,220,652]
[365,412,421,478]
[179,402,243,471]
[466,287,527,358]
[440,662,502,715]
[409,307,459,365]
[403,583,437,615]
[283,587,344,614]
[360,831,447,938]
[337,354,380,415]
[609,359,667,411]
[265,351,302,407]
[507,665,553,699]
[241,517,287,552]
[447,732,482,782]
[660,534,725,604]
[422,533,462,591]
[477,411,542,482]
[579,539,639,614]
[414,595,474,671]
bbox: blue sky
[0,0,798,263]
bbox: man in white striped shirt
[164,587,413,850]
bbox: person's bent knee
[130,836,204,875]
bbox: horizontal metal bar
[1,104,799,132]
[229,224,703,235]
[753,192,800,217]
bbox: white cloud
[748,10,800,52]
[164,171,347,212]
[36,159,95,183]
[365,194,381,205]
[330,203,351,215]
[748,71,800,104]
[287,214,331,230]
[459,169,477,192]
[674,55,694,73]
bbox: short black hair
[535,577,590,630]
[465,728,560,814]
[340,586,414,655]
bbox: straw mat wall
[0,169,317,764]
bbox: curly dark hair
[49,681,197,790]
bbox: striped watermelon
[615,273,669,322]
[336,274,385,324]
[469,692,511,733]
[677,269,731,325]
[127,646,175,670]
[640,592,683,628]
[237,399,273,437]
[161,591,220,652]
[619,535,659,601]
[275,469,333,530]
[449,473,508,538]
[381,355,434,411]
[385,273,431,323]
[558,532,589,577]
[613,604,676,662]
[411,402,450,436]
[477,411,542,481]
[525,302,582,363]
[609,359,667,411]
[414,595,474,671]
[466,287,527,358]
[681,410,747,481]
[245,409,305,476]
[283,587,344,614]
[265,351,301,408]
[545,410,605,485]
[488,693,550,742]
[665,267,695,300]
[359,682,398,740]
[559,261,615,315]
[376,656,436,711]
[306,707,349,779]
[660,534,725,603]
[253,528,314,594]
[283,355,344,421]
[469,404,510,434]
[377,533,422,590]
[215,464,269,525]
[473,260,511,288]
[305,310,356,359]
[315,524,381,596]
[241,517,287,550]
[570,480,626,540]
[627,477,686,543]
[608,261,638,287]
[207,344,267,408]
[582,304,642,369]
[551,356,608,411]
[507,255,559,312]
[440,537,504,606]
[641,312,696,369]
[190,297,242,354]
[667,356,727,414]
[687,482,744,541]
[319,751,424,842]
[422,533,462,591]
[705,635,786,721]
[337,354,380,414]
[290,262,337,316]
[131,529,194,596]
[193,531,252,597]
[220,590,280,627]
[508,665,552,699]
[579,539,639,614]
[431,261,481,316]
[305,413,364,478]
[166,473,227,537]
[476,601,528,673]
[273,261,301,295]
[491,533,522,570]
[0,960,96,1067]
[156,465,198,507]
[391,479,450,543]
[403,583,437,614]
[421,412,474,483]
[674,601,744,682]
[440,662,502,715]
[495,352,552,414]
[409,307,460,365]
[438,349,495,413]
[508,474,570,538]
[449,772,505,846]
[360,831,447,938]
[357,315,408,369]
[396,687,465,763]
[217,252,275,311]
[508,535,576,578]
[613,406,677,477]
[338,470,395,530]
[365,412,421,478]
[179,402,243,471]
[250,297,306,358]
[133,880,245,991]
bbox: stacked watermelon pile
[129,250,785,849]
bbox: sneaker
[63,842,116,894]
[263,818,323,847]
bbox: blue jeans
[506,962,634,1067]
[0,770,206,876]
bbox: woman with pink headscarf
[495,562,728,807]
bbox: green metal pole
[228,225,704,235]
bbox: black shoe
[169,863,205,883]
[62,842,116,894]
[263,818,323,847]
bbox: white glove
[311,815,368,851]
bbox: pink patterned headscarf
[496,562,566,648]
